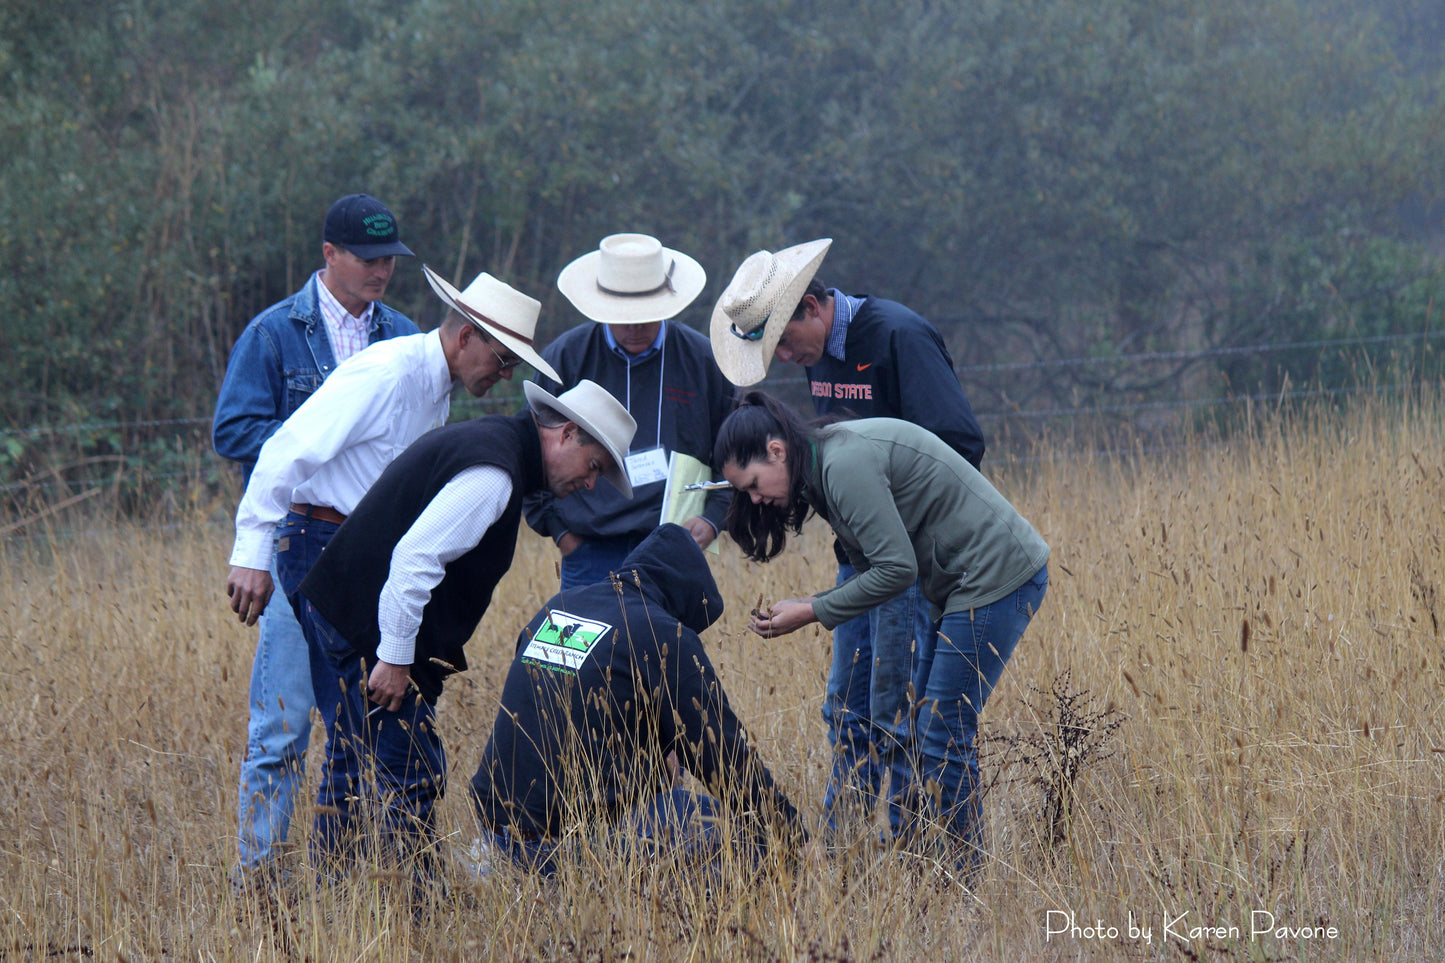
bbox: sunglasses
[728,322,766,342]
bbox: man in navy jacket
[525,233,733,590]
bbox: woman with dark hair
[713,390,1050,873]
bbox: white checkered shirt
[315,270,373,363]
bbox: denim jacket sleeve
[213,316,301,471]
[212,279,418,484]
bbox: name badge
[624,447,669,488]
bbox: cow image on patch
[522,611,613,673]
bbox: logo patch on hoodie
[522,610,613,673]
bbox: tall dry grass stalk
[1,393,1441,960]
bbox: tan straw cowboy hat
[422,265,560,382]
[523,379,638,498]
[709,238,831,386]
[557,233,707,325]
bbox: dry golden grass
[2,394,1442,961]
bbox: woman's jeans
[823,563,1049,865]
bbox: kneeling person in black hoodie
[468,523,803,874]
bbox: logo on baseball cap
[323,194,415,259]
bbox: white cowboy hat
[523,379,637,498]
[556,233,707,325]
[709,239,832,386]
[422,264,560,382]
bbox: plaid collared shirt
[315,270,373,363]
[824,289,864,362]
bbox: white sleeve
[227,359,396,570]
[375,464,513,666]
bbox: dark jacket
[524,321,734,542]
[806,295,985,468]
[468,524,802,849]
[299,413,544,702]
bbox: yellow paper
[660,452,721,554]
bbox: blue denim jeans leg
[485,788,723,877]
[558,533,646,591]
[308,616,447,874]
[487,827,563,877]
[898,564,1049,869]
[236,546,316,870]
[632,787,723,861]
[821,563,932,834]
[277,512,447,873]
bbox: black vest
[299,413,545,701]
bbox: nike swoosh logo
[856,363,872,371]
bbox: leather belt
[289,502,348,525]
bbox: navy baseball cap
[323,194,415,258]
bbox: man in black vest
[290,379,636,873]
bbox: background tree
[1,0,1441,491]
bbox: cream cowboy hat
[523,379,638,498]
[556,233,707,325]
[709,238,832,386]
[422,264,560,382]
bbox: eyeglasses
[479,330,524,371]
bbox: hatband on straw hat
[524,380,638,498]
[423,265,560,382]
[557,233,707,325]
[709,239,831,386]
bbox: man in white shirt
[225,269,558,623]
[288,380,636,878]
[222,267,556,888]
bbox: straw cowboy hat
[709,238,832,386]
[556,233,707,325]
[423,265,560,382]
[524,379,638,498]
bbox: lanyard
[623,339,665,452]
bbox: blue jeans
[825,563,1049,868]
[236,547,315,870]
[559,533,646,591]
[276,512,448,874]
[821,566,933,833]
[903,564,1048,865]
[476,788,722,877]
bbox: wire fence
[6,328,1441,441]
[2,329,1440,542]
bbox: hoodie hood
[615,523,724,633]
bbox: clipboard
[659,452,725,554]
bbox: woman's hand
[748,597,817,638]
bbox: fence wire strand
[3,331,1440,541]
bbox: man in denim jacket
[212,193,418,883]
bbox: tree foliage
[1,0,1441,453]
